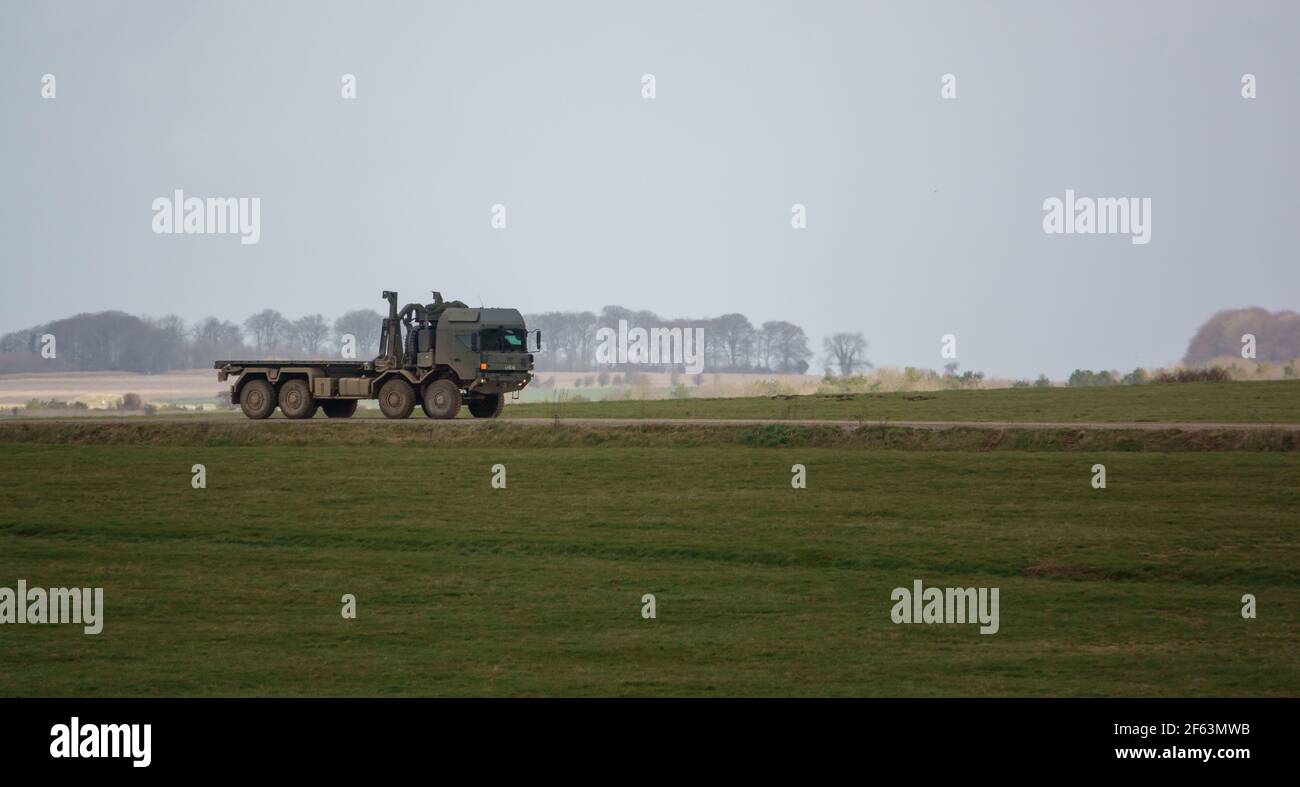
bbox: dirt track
[4,415,1299,431]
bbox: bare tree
[714,313,755,370]
[291,314,330,357]
[243,310,291,354]
[145,314,189,370]
[764,321,813,373]
[332,309,383,358]
[823,332,871,377]
[756,323,777,371]
[569,311,598,369]
[190,317,247,366]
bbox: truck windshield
[480,328,526,352]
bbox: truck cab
[436,307,534,399]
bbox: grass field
[509,380,1300,423]
[1,411,1297,696]
[2,379,1297,426]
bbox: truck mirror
[533,330,542,351]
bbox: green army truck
[215,290,538,420]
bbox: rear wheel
[279,379,316,419]
[378,379,416,419]
[321,400,358,419]
[420,379,462,419]
[239,379,277,420]
[468,394,504,419]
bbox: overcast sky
[1,0,1296,378]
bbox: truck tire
[240,379,277,420]
[279,379,316,419]
[420,379,461,419]
[468,394,504,418]
[378,378,416,419]
[322,400,358,419]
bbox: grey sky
[2,0,1296,378]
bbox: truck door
[435,308,483,382]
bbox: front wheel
[378,379,416,419]
[468,394,504,418]
[420,379,462,419]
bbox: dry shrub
[1152,367,1233,384]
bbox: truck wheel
[322,400,358,419]
[239,379,277,420]
[468,394,504,418]
[378,379,416,419]
[420,379,461,419]
[279,379,316,419]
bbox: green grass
[1,437,1296,696]
[508,380,1300,423]
[1,419,1296,453]
[2,379,1295,425]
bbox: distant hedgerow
[1153,367,1233,384]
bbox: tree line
[4,304,1291,377]
[0,305,822,375]
[524,307,815,373]
[0,309,387,374]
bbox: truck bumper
[467,371,532,395]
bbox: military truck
[215,290,538,420]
